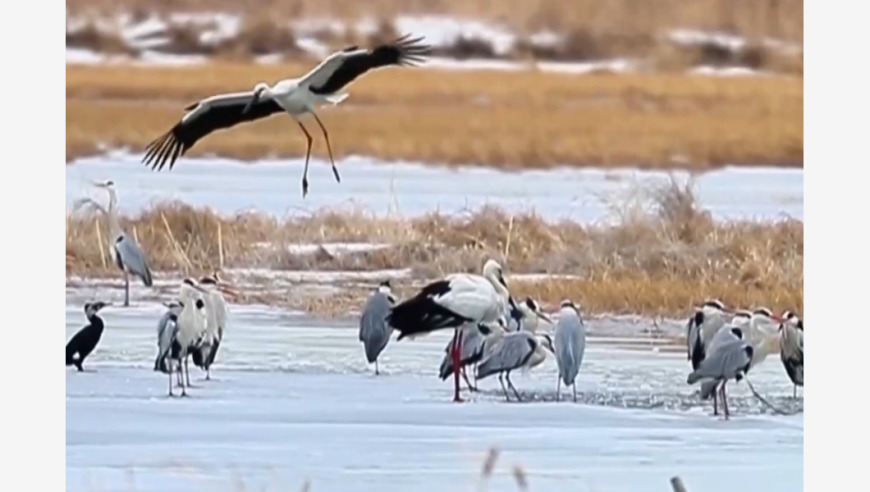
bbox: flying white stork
[141,34,431,197]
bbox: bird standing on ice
[190,272,238,380]
[475,330,555,402]
[387,259,519,402]
[141,34,432,198]
[687,327,754,419]
[358,280,397,375]
[66,302,112,372]
[437,316,509,392]
[686,299,732,370]
[744,307,785,368]
[73,180,153,307]
[170,278,210,396]
[778,310,804,398]
[553,300,586,402]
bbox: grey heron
[190,272,239,380]
[387,259,521,402]
[437,316,509,392]
[508,297,553,333]
[686,299,733,370]
[358,280,397,375]
[778,310,804,398]
[172,278,210,396]
[744,307,786,368]
[141,34,432,198]
[687,330,755,419]
[66,301,112,372]
[553,300,586,402]
[73,180,153,307]
[153,300,185,395]
[475,330,555,402]
[697,324,747,416]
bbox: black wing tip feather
[142,126,186,172]
[384,33,432,67]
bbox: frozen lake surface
[66,303,803,492]
[66,152,803,224]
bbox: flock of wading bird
[66,35,803,418]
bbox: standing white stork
[387,259,518,402]
[686,299,733,370]
[141,34,431,197]
[73,180,153,307]
[189,272,239,380]
[778,310,804,398]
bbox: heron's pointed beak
[218,283,242,301]
[536,311,553,324]
[770,314,786,323]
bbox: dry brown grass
[66,63,803,168]
[66,179,803,317]
[67,0,802,72]
[67,0,803,43]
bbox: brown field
[67,0,803,43]
[66,179,803,318]
[66,63,803,169]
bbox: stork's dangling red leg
[452,328,464,402]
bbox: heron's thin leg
[206,367,210,381]
[556,378,561,402]
[168,364,174,397]
[451,329,464,402]
[573,383,577,403]
[311,111,340,185]
[461,367,476,392]
[498,373,510,401]
[793,385,797,399]
[721,381,730,419]
[375,360,380,376]
[506,372,522,402]
[713,383,722,415]
[123,270,130,307]
[296,120,314,198]
[184,356,192,388]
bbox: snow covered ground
[66,152,803,224]
[66,303,803,492]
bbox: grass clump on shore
[66,178,802,317]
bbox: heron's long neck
[105,189,123,239]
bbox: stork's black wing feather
[308,34,431,95]
[142,97,284,171]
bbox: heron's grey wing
[359,292,393,362]
[686,316,699,360]
[115,235,153,286]
[554,318,576,383]
[476,333,535,379]
[154,313,178,371]
[688,340,749,383]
